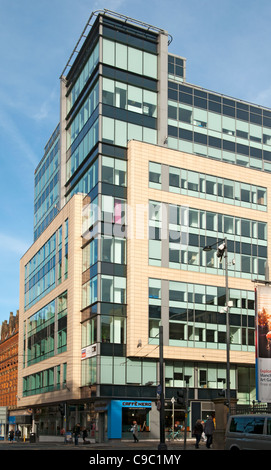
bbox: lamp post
[158,325,167,450]
[203,237,231,412]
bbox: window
[149,162,161,189]
[82,317,97,347]
[229,417,264,434]
[82,238,98,272]
[101,236,126,264]
[149,201,162,223]
[101,316,126,343]
[102,195,126,225]
[179,105,192,124]
[169,323,185,341]
[103,39,157,78]
[149,240,161,266]
[149,279,161,300]
[82,276,98,309]
[169,167,180,191]
[101,275,126,303]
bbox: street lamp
[203,237,231,412]
[158,325,167,450]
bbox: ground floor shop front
[8,397,217,442]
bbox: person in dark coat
[193,419,203,448]
[204,416,215,448]
[73,423,81,445]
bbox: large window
[67,81,99,149]
[102,156,126,186]
[149,161,267,211]
[82,275,98,309]
[103,39,157,79]
[149,278,255,352]
[66,118,99,181]
[102,116,157,146]
[67,42,99,111]
[101,316,126,344]
[167,81,271,171]
[23,364,64,397]
[101,236,126,264]
[24,228,66,310]
[103,78,157,117]
[82,238,98,272]
[148,200,267,280]
[27,292,67,366]
[81,317,97,347]
[101,275,126,304]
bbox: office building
[18,10,270,441]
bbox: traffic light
[177,389,187,408]
[58,403,65,416]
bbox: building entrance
[122,407,150,435]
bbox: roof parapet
[60,9,172,78]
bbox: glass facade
[34,125,60,241]
[168,82,271,172]
[23,363,66,397]
[149,278,255,352]
[149,161,267,211]
[24,223,66,310]
[149,200,267,279]
[26,291,67,366]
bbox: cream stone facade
[127,140,268,365]
[18,194,84,408]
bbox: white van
[225,414,271,450]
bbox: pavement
[0,437,213,451]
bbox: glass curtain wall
[168,82,271,172]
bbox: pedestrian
[131,420,139,443]
[82,427,89,443]
[9,429,14,442]
[193,419,203,449]
[73,423,81,445]
[204,415,215,448]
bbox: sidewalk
[0,437,212,451]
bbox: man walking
[204,416,214,448]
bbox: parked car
[225,414,271,450]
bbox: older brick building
[0,311,19,407]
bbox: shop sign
[121,401,152,408]
[81,343,97,360]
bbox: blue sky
[1,0,271,323]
